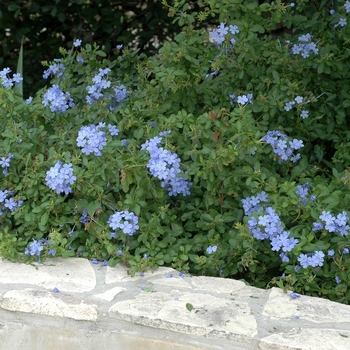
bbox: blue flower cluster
[241,191,270,216]
[86,68,128,109]
[42,84,74,114]
[262,130,304,163]
[0,154,13,176]
[25,238,56,262]
[291,33,319,58]
[86,68,111,104]
[141,133,192,196]
[246,204,299,262]
[209,22,239,47]
[297,251,325,268]
[107,210,139,236]
[312,210,349,236]
[45,161,76,195]
[25,239,44,257]
[296,183,316,205]
[284,96,310,119]
[0,189,23,215]
[43,60,65,79]
[346,1,350,13]
[76,123,119,156]
[0,68,22,88]
[108,85,129,111]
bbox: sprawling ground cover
[1,1,350,304]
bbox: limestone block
[0,288,97,321]
[263,287,350,323]
[0,257,96,293]
[109,291,258,340]
[259,327,350,350]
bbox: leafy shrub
[1,0,350,304]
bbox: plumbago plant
[1,0,350,304]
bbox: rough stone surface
[1,258,350,350]
[0,257,96,292]
[259,327,350,350]
[263,287,350,323]
[0,288,97,321]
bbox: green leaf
[40,212,49,226]
[14,38,24,97]
[186,303,193,312]
[85,200,101,216]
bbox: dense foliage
[1,0,350,305]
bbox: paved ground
[0,257,349,349]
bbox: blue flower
[73,39,82,47]
[0,155,12,169]
[206,245,217,254]
[346,1,350,13]
[25,96,33,104]
[279,252,290,262]
[108,124,119,136]
[312,222,324,231]
[77,124,107,156]
[289,292,300,299]
[262,131,303,163]
[209,22,239,47]
[43,60,65,79]
[76,56,84,64]
[335,276,342,284]
[297,251,325,268]
[0,68,23,87]
[80,209,89,224]
[85,68,128,109]
[91,258,99,264]
[300,110,309,119]
[318,210,349,236]
[48,249,56,256]
[237,95,248,105]
[42,84,74,113]
[45,161,76,195]
[107,210,139,236]
[25,239,44,257]
[284,101,295,111]
[328,249,335,257]
[291,34,319,58]
[334,18,347,28]
[295,96,303,104]
[141,134,192,196]
[241,191,269,216]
